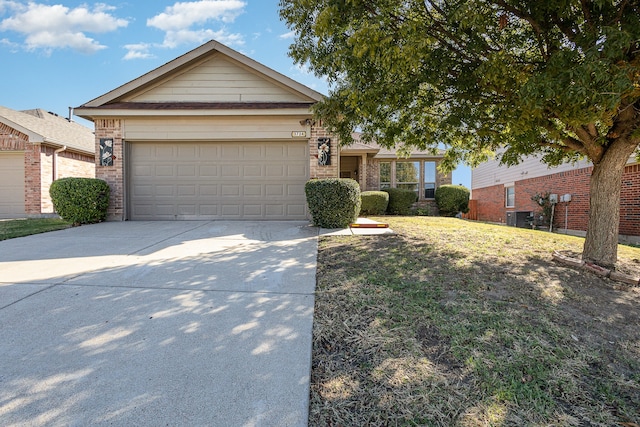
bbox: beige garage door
[128,141,309,220]
[0,152,25,218]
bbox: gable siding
[129,56,305,103]
[472,154,593,190]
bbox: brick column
[309,121,339,179]
[24,143,42,215]
[94,119,125,220]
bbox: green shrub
[305,178,361,228]
[360,191,389,215]
[383,188,418,215]
[50,178,110,224]
[435,184,470,217]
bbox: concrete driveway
[0,221,318,426]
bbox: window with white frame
[505,186,515,207]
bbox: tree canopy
[280,0,640,267]
[280,0,639,169]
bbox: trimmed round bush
[383,188,418,215]
[305,178,361,228]
[50,177,110,225]
[360,191,389,215]
[435,184,470,217]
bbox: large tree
[280,0,640,268]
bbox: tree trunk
[582,140,638,268]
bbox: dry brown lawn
[310,217,640,426]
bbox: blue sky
[0,0,471,187]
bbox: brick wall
[24,143,42,215]
[366,160,380,191]
[621,163,640,236]
[94,119,124,220]
[472,184,506,222]
[309,121,339,180]
[40,147,95,213]
[515,167,591,231]
[472,163,640,237]
[0,123,28,150]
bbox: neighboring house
[0,106,95,218]
[341,134,450,213]
[471,153,640,244]
[75,40,450,221]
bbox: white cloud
[278,31,295,40]
[147,0,245,50]
[123,43,155,60]
[0,2,128,53]
[148,0,245,31]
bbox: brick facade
[1,121,94,217]
[472,163,640,238]
[309,121,339,179]
[94,119,125,221]
[40,147,95,213]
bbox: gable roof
[76,40,323,114]
[0,106,94,154]
[341,133,445,159]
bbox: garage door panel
[178,165,196,177]
[129,141,308,220]
[287,204,306,216]
[288,164,307,178]
[243,146,262,159]
[156,165,175,177]
[243,185,262,196]
[265,165,284,177]
[287,184,305,196]
[243,205,262,216]
[265,185,284,196]
[243,165,262,176]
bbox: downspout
[53,145,67,181]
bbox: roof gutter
[53,145,67,182]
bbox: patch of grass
[0,218,71,241]
[311,217,640,426]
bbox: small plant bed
[0,218,71,241]
[311,217,640,426]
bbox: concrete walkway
[0,221,318,427]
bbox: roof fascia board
[81,40,324,108]
[74,107,314,120]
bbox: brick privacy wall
[473,184,507,222]
[309,121,339,179]
[40,147,95,213]
[473,164,640,236]
[94,119,124,220]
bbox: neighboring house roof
[340,133,445,159]
[75,40,323,118]
[0,106,94,154]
